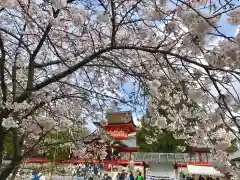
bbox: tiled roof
[106,111,135,125]
[120,136,137,147]
[93,111,137,128]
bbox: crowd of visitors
[30,168,144,180]
[115,170,143,180]
[182,175,220,180]
[198,176,220,180]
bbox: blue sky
[217,14,239,36]
[87,80,146,131]
[86,3,239,131]
[216,0,240,36]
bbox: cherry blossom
[0,0,240,179]
[1,117,18,129]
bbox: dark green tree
[136,120,186,153]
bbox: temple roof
[93,111,136,127]
[120,135,137,148]
[106,111,136,126]
[93,111,137,140]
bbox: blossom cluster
[0,0,240,179]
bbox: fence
[146,171,174,180]
[133,153,189,163]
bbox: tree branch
[30,47,114,91]
[0,33,7,103]
[110,0,116,46]
[34,60,63,68]
[26,24,52,90]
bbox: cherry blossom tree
[137,80,201,153]
[1,0,240,179]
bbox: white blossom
[1,0,240,178]
[96,12,109,23]
[1,117,18,129]
[52,0,67,9]
[72,14,85,26]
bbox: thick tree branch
[110,0,116,46]
[0,33,7,103]
[0,28,31,55]
[34,60,63,68]
[30,47,114,91]
[26,24,52,90]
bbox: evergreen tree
[136,120,186,153]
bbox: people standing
[119,170,125,180]
[103,173,112,180]
[129,171,134,180]
[31,169,45,180]
[135,172,143,180]
[76,166,81,180]
[116,173,121,180]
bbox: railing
[0,160,11,171]
[133,153,212,163]
[231,150,240,160]
[133,153,189,163]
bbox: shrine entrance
[93,111,147,177]
[133,152,188,179]
[133,147,222,180]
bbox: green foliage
[136,120,186,153]
[3,126,90,160]
[44,131,72,161]
[227,139,238,153]
[3,132,14,159]
[43,127,90,161]
[136,119,238,153]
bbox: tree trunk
[9,166,20,180]
[0,157,22,180]
[0,125,6,168]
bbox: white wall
[148,163,176,178]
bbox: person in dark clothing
[116,173,121,180]
[119,170,125,180]
[103,173,112,180]
[129,171,134,180]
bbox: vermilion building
[93,111,148,169]
[24,111,145,168]
[22,111,224,179]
